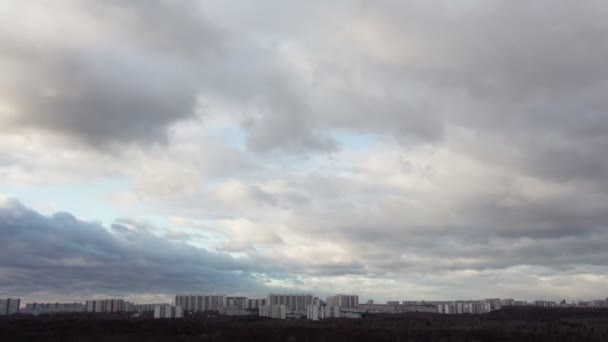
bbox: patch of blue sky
[137,214,227,250]
[332,130,376,152]
[204,120,247,150]
[266,131,378,174]
[0,178,131,225]
[0,180,224,250]
[190,233,226,251]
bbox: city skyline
[4,291,608,309]
[3,293,608,319]
[2,0,608,304]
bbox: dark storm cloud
[0,198,267,298]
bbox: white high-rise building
[175,295,227,312]
[463,302,484,314]
[259,304,287,319]
[323,306,341,318]
[226,297,247,309]
[306,305,322,321]
[175,295,200,311]
[501,298,515,306]
[482,298,501,312]
[438,301,487,315]
[154,305,184,319]
[0,298,20,315]
[267,294,313,315]
[437,304,451,314]
[135,303,169,312]
[23,303,84,315]
[326,295,359,309]
[245,298,266,310]
[307,305,361,320]
[84,299,126,313]
[107,299,125,312]
[86,300,100,313]
[204,295,227,311]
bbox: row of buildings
[1,298,166,316]
[171,294,360,320]
[258,303,361,320]
[21,303,84,315]
[85,299,138,313]
[174,295,228,312]
[435,298,608,314]
[173,295,269,315]
[259,295,361,320]
[306,305,363,320]
[135,303,170,313]
[3,296,608,318]
[437,300,498,314]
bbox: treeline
[1,308,608,341]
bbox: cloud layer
[0,197,269,302]
[1,0,608,302]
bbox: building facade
[306,305,322,321]
[85,299,127,313]
[135,303,170,312]
[326,295,359,309]
[0,298,20,315]
[22,302,83,315]
[226,296,247,309]
[154,305,184,319]
[323,305,341,318]
[267,294,313,315]
[437,300,508,314]
[259,304,286,319]
[501,298,515,306]
[245,298,267,310]
[174,295,227,312]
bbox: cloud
[0,197,268,300]
[0,0,216,148]
[2,0,608,159]
[1,0,608,302]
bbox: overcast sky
[1,0,608,304]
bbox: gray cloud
[2,46,198,147]
[87,0,222,60]
[3,0,608,159]
[0,0,217,148]
[0,198,267,299]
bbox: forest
[1,307,608,341]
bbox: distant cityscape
[2,294,608,320]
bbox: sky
[1,0,608,304]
